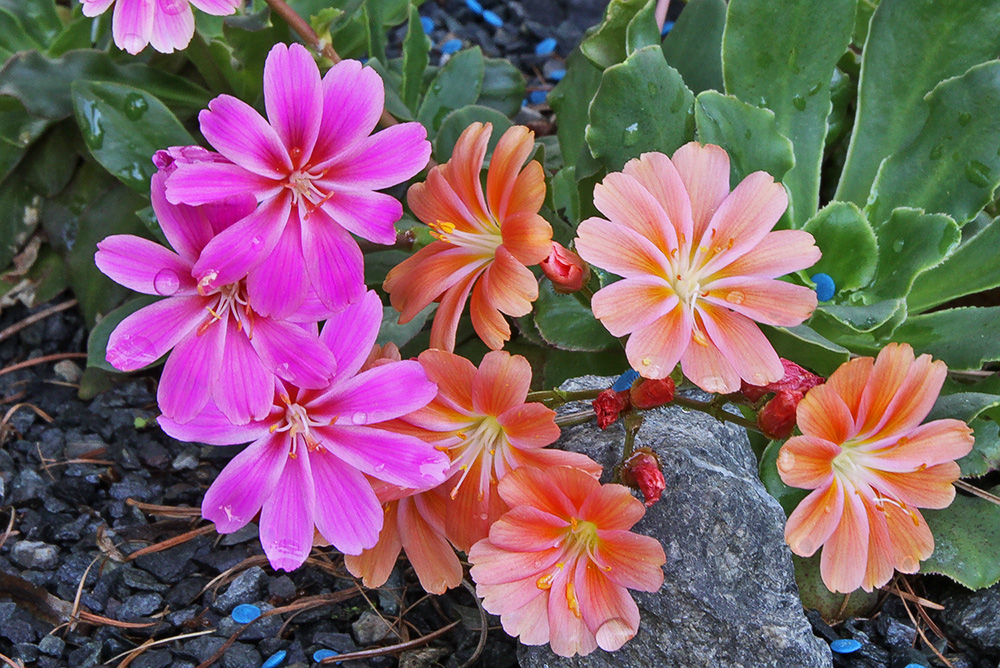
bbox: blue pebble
[548,68,566,81]
[535,37,557,56]
[313,649,340,662]
[830,639,862,654]
[231,603,261,624]
[465,0,483,14]
[482,10,503,27]
[420,16,434,34]
[440,39,463,55]
[902,665,924,668]
[527,90,547,105]
[612,370,641,392]
[811,273,836,302]
[661,20,675,36]
[261,650,287,668]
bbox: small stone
[11,468,48,503]
[131,649,173,668]
[213,566,267,613]
[11,540,59,570]
[0,619,35,644]
[38,635,65,656]
[14,642,39,663]
[121,566,170,592]
[268,574,297,601]
[68,641,102,668]
[181,636,227,663]
[172,449,199,471]
[118,593,163,620]
[352,610,399,645]
[53,360,82,383]
[219,523,259,546]
[223,642,262,668]
[399,647,449,668]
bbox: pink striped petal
[590,530,665,592]
[594,172,678,254]
[497,402,561,450]
[796,383,858,445]
[300,211,366,311]
[622,151,694,242]
[157,312,227,423]
[246,211,308,319]
[698,306,783,387]
[188,0,240,13]
[859,420,973,473]
[884,503,933,573]
[323,122,430,189]
[624,305,692,380]
[311,361,436,424]
[148,0,194,54]
[106,296,204,371]
[820,482,870,593]
[317,188,403,245]
[259,447,315,571]
[867,463,960,509]
[320,290,383,381]
[249,317,336,390]
[199,96,291,178]
[166,161,279,206]
[158,400,274,445]
[713,229,821,279]
[203,432,290,532]
[575,217,671,280]
[863,352,947,440]
[151,171,239,261]
[679,318,740,393]
[776,436,839,489]
[311,449,382,554]
[313,60,384,163]
[670,142,731,243]
[592,277,676,337]
[486,506,568,552]
[81,0,116,17]
[469,541,564,585]
[578,484,644,531]
[316,425,449,489]
[861,498,895,591]
[95,235,195,296]
[784,481,845,558]
[472,351,531,416]
[702,277,817,327]
[264,43,322,164]
[213,316,274,424]
[574,558,640,652]
[399,495,464,594]
[112,0,154,54]
[547,564,598,657]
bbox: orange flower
[778,343,974,593]
[384,123,553,351]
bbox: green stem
[526,388,602,407]
[554,410,596,427]
[671,395,761,433]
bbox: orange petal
[819,484,870,593]
[388,244,487,322]
[591,529,666,592]
[859,419,973,473]
[712,229,821,279]
[481,245,538,317]
[398,496,463,594]
[575,217,671,280]
[547,560,599,657]
[469,278,512,350]
[473,351,531,416]
[825,355,874,420]
[784,480,845,557]
[861,496,895,592]
[670,142,731,243]
[777,436,839,490]
[514,447,603,479]
[679,312,740,393]
[625,304,692,379]
[442,122,492,226]
[469,539,563,585]
[622,151,694,243]
[592,277,677,338]
[698,306,783,387]
[863,349,946,441]
[855,343,915,439]
[343,501,402,588]
[574,558,641,652]
[501,211,552,266]
[487,505,569,552]
[795,383,857,445]
[578,482,645,531]
[487,126,538,220]
[428,270,480,352]
[884,503,933,573]
[869,463,960,509]
[417,349,477,410]
[497,465,595,518]
[496,401,560,449]
[594,172,678,254]
[407,168,479,234]
[446,459,504,552]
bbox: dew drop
[123,92,148,120]
[479,513,488,520]
[964,160,991,188]
[791,95,806,111]
[153,268,180,296]
[724,290,746,305]
[622,122,639,147]
[250,236,263,249]
[419,457,444,478]
[106,334,157,370]
[161,0,186,15]
[78,100,104,149]
[807,82,822,96]
[892,238,905,252]
[373,462,386,473]
[958,111,972,127]
[350,411,368,424]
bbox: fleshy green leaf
[363,0,387,64]
[401,3,430,111]
[693,90,795,186]
[922,486,1000,589]
[378,303,435,348]
[722,0,855,226]
[624,0,660,54]
[417,47,485,133]
[661,0,726,94]
[580,0,651,70]
[0,166,41,272]
[801,202,877,293]
[893,307,1000,371]
[87,296,160,372]
[0,0,61,45]
[542,347,629,388]
[586,45,694,172]
[434,105,511,163]
[0,8,43,59]
[548,48,603,169]
[909,216,1000,313]
[366,57,414,122]
[759,324,850,377]
[71,81,195,193]
[793,555,879,621]
[477,58,527,119]
[866,61,1000,227]
[759,439,808,516]
[815,298,904,334]
[0,97,51,148]
[532,279,618,352]
[836,0,1000,206]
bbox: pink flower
[159,292,451,571]
[80,0,240,55]
[575,143,821,393]
[778,343,974,593]
[164,43,431,317]
[95,169,337,425]
[469,466,665,657]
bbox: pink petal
[199,95,292,178]
[299,211,366,311]
[315,425,449,489]
[776,436,839,490]
[698,306,783,387]
[702,277,817,327]
[795,383,858,445]
[594,172,678,254]
[574,558,640,652]
[670,142,731,243]
[625,305,692,379]
[112,0,154,54]
[323,122,430,189]
[884,503,933,574]
[783,481,845,557]
[469,541,564,585]
[713,229,821,280]
[590,530,665,592]
[679,315,741,393]
[320,290,383,380]
[158,400,274,445]
[259,446,316,571]
[487,506,569,552]
[317,188,403,245]
[860,419,973,473]
[157,312,227,423]
[495,466,582,519]
[166,161,280,206]
[578,484,644,531]
[249,317,336,390]
[311,449,382,554]
[246,210,308,319]
[490,583,551,646]
[621,151,694,243]
[861,498,895,592]
[313,60,385,163]
[819,482,870,593]
[106,296,204,371]
[592,277,677,337]
[472,351,531,417]
[312,361,437,424]
[867,463,960,509]
[575,217,671,280]
[496,402,561,450]
[188,0,239,13]
[264,43,322,164]
[547,564,598,657]
[95,235,195,297]
[202,432,290,532]
[81,0,116,16]
[213,316,274,424]
[148,0,194,54]
[862,350,947,440]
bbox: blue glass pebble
[465,0,483,14]
[548,69,566,82]
[661,20,675,36]
[313,649,340,662]
[903,664,924,668]
[231,603,261,624]
[811,273,836,302]
[830,639,862,654]
[261,650,287,668]
[612,369,640,392]
[420,16,434,34]
[441,39,463,55]
[535,37,557,56]
[482,10,503,27]
[527,90,547,105]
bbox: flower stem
[526,388,602,408]
[554,409,597,427]
[670,395,761,433]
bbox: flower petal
[112,0,153,54]
[575,217,671,279]
[867,462,960,509]
[157,312,227,423]
[698,306,783,387]
[784,480,845,558]
[316,425,450,489]
[863,347,947,440]
[860,497,895,592]
[148,0,194,54]
[670,142,730,242]
[777,436,839,490]
[592,277,676,337]
[312,360,437,424]
[860,419,973,473]
[417,349,477,412]
[188,0,240,13]
[300,210,366,311]
[264,43,322,163]
[245,210,308,319]
[470,276,512,350]
[344,500,402,588]
[624,304,691,380]
[441,122,491,225]
[480,245,538,317]
[713,229,821,280]
[622,151,694,243]
[259,447,316,571]
[95,235,195,296]
[574,558,641,652]
[578,483,644,531]
[399,495,464,593]
[472,351,531,416]
[250,317,337,389]
[166,161,279,206]
[819,483,870,593]
[547,564,599,657]
[825,355,874,420]
[313,60,385,163]
[679,316,741,394]
[469,540,564,585]
[158,400,274,445]
[702,277,817,327]
[795,383,857,448]
[323,122,430,189]
[202,432,290,532]
[591,530,665,592]
[429,270,480,352]
[496,402,560,450]
[213,316,274,424]
[199,95,292,178]
[486,125,536,222]
[594,172,678,254]
[854,343,917,439]
[317,188,403,245]
[884,503,933,574]
[320,290,383,381]
[311,449,382,554]
[106,296,204,371]
[487,506,569,552]
[501,210,552,266]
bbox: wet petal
[158,400,274,445]
[199,94,292,178]
[624,304,691,380]
[259,447,315,571]
[300,210,366,312]
[592,278,676,337]
[472,351,531,416]
[784,481,845,558]
[157,310,227,423]
[213,316,274,424]
[95,235,195,296]
[148,0,194,54]
[264,43,322,164]
[106,296,204,371]
[320,290,383,380]
[777,436,839,490]
[112,0,154,54]
[698,306,783,387]
[202,432,290,532]
[311,449,382,554]
[317,425,449,489]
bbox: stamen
[566,581,581,618]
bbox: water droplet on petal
[350,412,368,425]
[724,290,746,305]
[479,513,488,520]
[153,268,180,296]
[373,462,386,473]
[106,334,157,370]
[250,236,263,249]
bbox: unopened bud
[630,377,675,409]
[742,358,824,403]
[621,448,665,507]
[593,388,630,429]
[757,389,803,440]
[541,242,591,294]
[360,342,402,372]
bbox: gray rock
[940,584,1000,656]
[213,566,267,613]
[11,468,47,503]
[352,610,399,645]
[399,647,449,668]
[222,642,262,668]
[131,649,173,668]
[182,636,227,663]
[118,593,163,620]
[37,634,65,656]
[268,574,297,600]
[11,540,59,569]
[68,640,102,668]
[518,377,831,668]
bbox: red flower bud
[629,377,676,410]
[757,389,803,440]
[540,242,591,294]
[621,448,665,507]
[741,358,824,403]
[593,388,630,429]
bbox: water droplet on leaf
[964,160,991,188]
[892,238,905,252]
[791,95,806,111]
[123,92,148,120]
[622,123,639,147]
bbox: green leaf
[0,97,51,148]
[722,0,855,226]
[71,81,195,193]
[46,18,95,59]
[625,0,660,54]
[363,249,408,288]
[0,8,43,59]
[548,48,603,169]
[580,0,651,70]
[836,0,1000,206]
[0,0,61,45]
[866,61,1000,227]
[477,58,526,119]
[759,324,850,377]
[377,303,435,348]
[693,90,795,186]
[893,306,1000,371]
[792,555,879,621]
[86,296,160,372]
[434,105,511,163]
[550,166,580,227]
[417,47,485,133]
[922,486,1000,589]
[364,0,387,64]
[801,202,877,293]
[816,297,904,334]
[366,57,414,122]
[586,45,694,172]
[401,3,430,111]
[542,346,629,388]
[662,0,726,94]
[0,166,41,271]
[0,50,212,122]
[532,279,618,352]
[22,122,79,198]
[909,216,1000,313]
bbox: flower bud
[621,448,665,507]
[757,389,803,440]
[741,358,824,403]
[360,342,402,372]
[629,377,676,409]
[540,242,591,294]
[593,388,630,429]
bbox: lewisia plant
[79,0,241,55]
[777,343,974,593]
[575,143,821,393]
